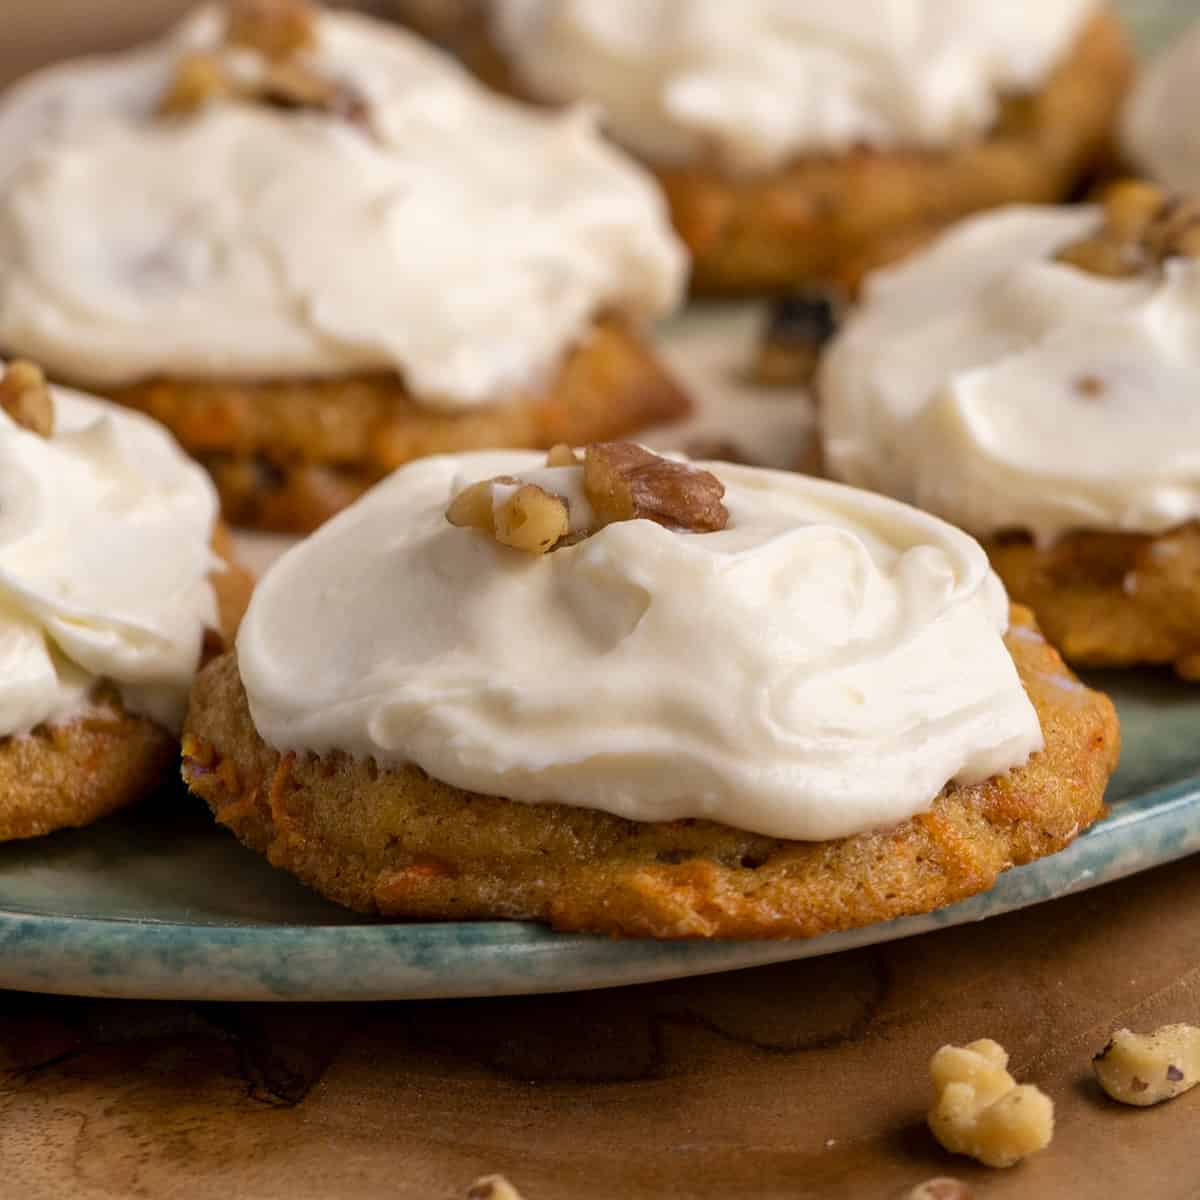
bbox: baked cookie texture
[0,531,253,843]
[183,606,1119,939]
[989,524,1200,681]
[419,8,1133,294]
[109,319,688,534]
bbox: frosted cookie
[0,0,689,533]
[820,185,1200,678]
[183,444,1117,938]
[0,361,250,842]
[393,0,1133,294]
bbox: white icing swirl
[237,451,1041,841]
[0,377,219,736]
[1123,21,1200,193]
[821,205,1200,547]
[488,0,1099,173]
[0,7,685,406]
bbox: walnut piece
[446,444,728,556]
[226,0,317,60]
[160,0,368,125]
[158,52,237,116]
[1093,1025,1200,1107]
[446,477,570,556]
[902,1180,973,1200]
[545,443,580,467]
[927,1040,1054,1169]
[1055,181,1200,277]
[583,443,728,533]
[495,484,570,554]
[466,1177,524,1200]
[0,361,54,437]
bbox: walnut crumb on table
[927,1039,1054,1169]
[901,1180,974,1200]
[1093,1025,1200,1107]
[466,1176,524,1200]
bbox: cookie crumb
[927,1039,1054,1169]
[1093,1025,1200,1107]
[0,360,54,437]
[466,1176,524,1200]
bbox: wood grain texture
[3,857,1200,1198]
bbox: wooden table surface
[1,857,1198,1198]
[3,5,1200,1197]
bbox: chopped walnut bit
[583,443,729,534]
[1144,196,1200,263]
[446,477,569,555]
[927,1039,1054,1169]
[445,478,504,534]
[1103,180,1169,240]
[158,52,236,116]
[226,0,317,60]
[494,484,570,555]
[257,61,370,125]
[1056,181,1200,277]
[545,443,580,467]
[903,1180,974,1200]
[466,1177,524,1200]
[1093,1025,1200,1107]
[0,361,54,437]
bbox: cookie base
[402,7,1132,295]
[989,523,1200,680]
[659,10,1133,293]
[105,319,690,534]
[0,528,252,843]
[183,606,1119,939]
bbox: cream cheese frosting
[237,451,1042,841]
[487,0,1099,173]
[0,376,219,737]
[1122,21,1200,193]
[821,205,1200,547]
[0,7,685,406]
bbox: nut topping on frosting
[226,0,317,60]
[446,444,729,555]
[1054,181,1200,277]
[583,443,728,533]
[0,361,53,437]
[159,1,367,125]
[446,476,571,555]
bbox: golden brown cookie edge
[182,606,1119,939]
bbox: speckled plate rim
[1,778,1197,1003]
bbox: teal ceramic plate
[0,670,1196,1002]
[0,0,1197,1003]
